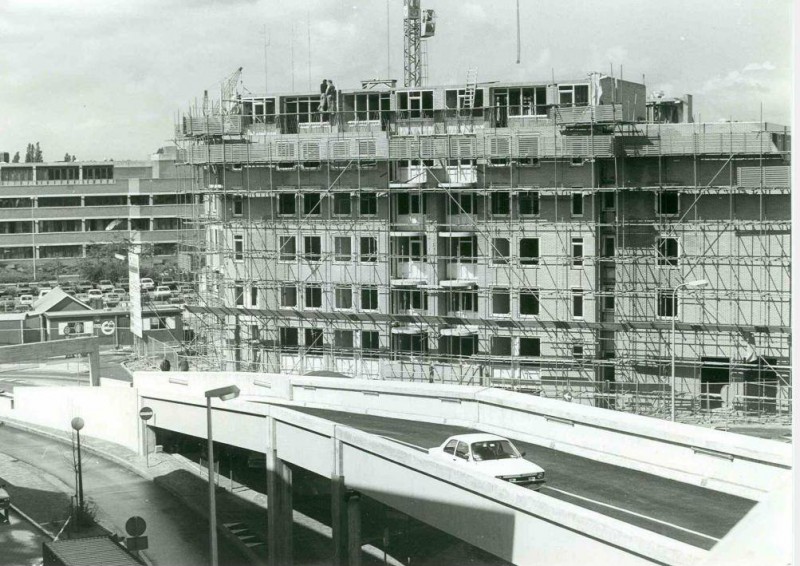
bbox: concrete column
[266,417,293,565]
[347,492,362,566]
[331,437,362,566]
[88,342,101,386]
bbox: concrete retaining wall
[0,386,140,452]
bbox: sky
[0,0,794,162]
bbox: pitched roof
[29,286,91,314]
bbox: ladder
[462,68,478,109]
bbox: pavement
[0,423,247,566]
[0,418,401,566]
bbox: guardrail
[132,371,792,501]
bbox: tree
[24,143,34,163]
[79,241,129,283]
[64,153,71,162]
[11,152,19,163]
[34,142,43,163]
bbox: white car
[153,285,172,300]
[140,278,155,291]
[98,280,115,293]
[87,289,104,300]
[429,433,545,490]
[18,294,34,307]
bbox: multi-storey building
[0,147,198,276]
[177,72,790,415]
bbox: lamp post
[70,417,85,510]
[205,385,240,566]
[671,279,708,422]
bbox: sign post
[125,515,148,557]
[128,234,143,340]
[139,407,154,467]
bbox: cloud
[742,61,776,72]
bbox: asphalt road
[0,350,131,393]
[290,407,757,550]
[0,508,49,566]
[0,426,248,566]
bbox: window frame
[657,237,680,267]
[519,191,540,216]
[571,192,584,216]
[571,237,584,267]
[572,288,584,319]
[519,289,540,316]
[360,285,379,311]
[334,285,353,310]
[304,283,323,309]
[279,235,297,262]
[491,287,511,316]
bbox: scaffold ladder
[463,68,478,109]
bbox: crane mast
[403,0,436,87]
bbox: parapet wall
[132,371,791,501]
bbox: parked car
[178,284,194,295]
[153,285,172,300]
[18,294,34,307]
[140,278,155,291]
[112,287,127,298]
[429,434,545,490]
[87,289,104,300]
[76,293,90,303]
[161,280,179,291]
[98,280,115,293]
[16,286,33,296]
[76,280,93,293]
[104,293,122,307]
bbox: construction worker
[325,80,337,113]
[318,79,328,112]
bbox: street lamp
[70,417,85,512]
[671,279,708,422]
[205,384,240,566]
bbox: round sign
[139,407,154,421]
[100,320,116,335]
[125,516,147,537]
[70,417,84,431]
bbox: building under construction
[172,2,791,422]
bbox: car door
[455,441,470,463]
[442,439,458,461]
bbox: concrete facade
[0,146,200,271]
[175,73,790,413]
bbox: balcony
[440,165,477,187]
[391,166,427,188]
[391,261,434,285]
[444,262,480,284]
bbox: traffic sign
[100,320,116,335]
[139,407,154,421]
[125,516,147,537]
[126,535,149,551]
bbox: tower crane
[403,0,436,87]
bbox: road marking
[379,436,427,452]
[541,486,721,542]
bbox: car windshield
[470,440,519,461]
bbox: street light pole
[206,396,217,566]
[70,417,85,510]
[670,280,708,422]
[205,385,240,566]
